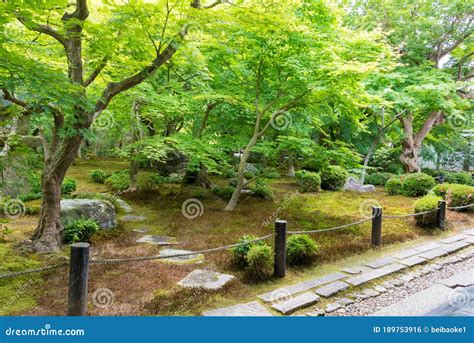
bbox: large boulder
[344,176,376,193]
[60,199,117,229]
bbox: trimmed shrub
[445,172,472,185]
[19,192,42,202]
[105,171,130,191]
[286,234,318,265]
[265,171,280,179]
[252,186,274,200]
[320,166,348,191]
[212,186,235,200]
[243,171,255,180]
[231,235,265,267]
[295,170,321,192]
[223,168,237,178]
[63,217,100,243]
[385,177,403,195]
[432,183,474,209]
[413,195,442,227]
[400,173,435,197]
[245,245,273,281]
[61,178,77,195]
[90,169,108,183]
[365,172,395,186]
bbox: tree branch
[16,16,66,48]
[1,89,28,108]
[84,55,109,87]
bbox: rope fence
[0,198,472,315]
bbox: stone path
[203,228,474,316]
[178,269,235,290]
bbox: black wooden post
[371,207,382,247]
[67,242,90,316]
[437,200,447,230]
[274,220,287,278]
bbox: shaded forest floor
[1,158,473,316]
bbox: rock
[418,249,448,260]
[438,269,474,288]
[315,281,349,298]
[244,163,259,174]
[346,263,406,286]
[413,242,442,252]
[382,281,395,289]
[178,269,235,290]
[121,215,147,222]
[341,266,370,275]
[60,199,116,229]
[202,301,272,317]
[366,257,397,269]
[374,285,387,293]
[115,199,133,213]
[158,249,204,264]
[133,228,150,233]
[343,176,375,193]
[136,235,176,246]
[399,256,427,267]
[442,241,470,253]
[439,234,467,244]
[271,292,320,315]
[325,302,342,313]
[391,249,420,259]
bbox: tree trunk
[287,158,295,177]
[31,137,81,252]
[360,139,379,184]
[400,140,421,173]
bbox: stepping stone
[438,268,474,288]
[315,281,349,298]
[390,279,404,287]
[337,298,354,306]
[133,227,150,233]
[115,199,134,213]
[271,292,320,315]
[442,256,463,264]
[399,273,415,282]
[462,228,474,236]
[352,289,379,301]
[372,284,452,316]
[418,249,448,260]
[121,215,147,222]
[399,256,427,267]
[366,257,397,269]
[464,236,474,244]
[305,309,325,316]
[431,263,442,270]
[346,263,406,286]
[178,269,234,290]
[258,272,346,302]
[136,235,176,246]
[374,285,387,293]
[158,249,204,264]
[439,234,467,244]
[413,242,441,252]
[341,266,370,275]
[391,249,419,260]
[325,302,342,313]
[382,281,395,289]
[442,240,470,253]
[202,301,272,316]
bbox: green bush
[432,183,474,209]
[320,166,348,191]
[28,173,42,194]
[231,235,265,267]
[212,186,235,200]
[365,172,395,186]
[414,195,442,227]
[191,187,207,199]
[287,234,318,265]
[252,186,274,200]
[400,173,435,197]
[265,171,280,179]
[445,172,472,185]
[63,217,100,243]
[90,169,109,183]
[61,178,77,195]
[222,168,237,178]
[243,171,255,179]
[245,245,273,281]
[167,173,183,184]
[385,177,403,195]
[19,192,42,202]
[295,170,321,192]
[105,170,130,191]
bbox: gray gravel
[328,247,474,316]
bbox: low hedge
[320,166,348,191]
[413,195,442,227]
[295,170,321,192]
[365,172,395,186]
[431,183,474,209]
[385,177,403,195]
[445,172,472,185]
[400,173,435,197]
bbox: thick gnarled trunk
[400,140,421,173]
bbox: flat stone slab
[115,199,134,213]
[418,249,448,260]
[121,215,147,222]
[442,240,470,253]
[346,263,406,286]
[391,249,419,260]
[439,234,467,244]
[413,242,441,252]
[464,236,474,244]
[315,281,349,298]
[136,235,176,246]
[372,284,452,316]
[271,292,320,315]
[438,269,474,288]
[133,227,150,233]
[258,272,346,302]
[341,266,371,275]
[399,255,427,267]
[202,301,272,316]
[178,269,234,290]
[325,302,343,313]
[365,257,397,269]
[462,228,474,236]
[352,289,380,300]
[158,249,204,264]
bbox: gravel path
[328,247,474,316]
